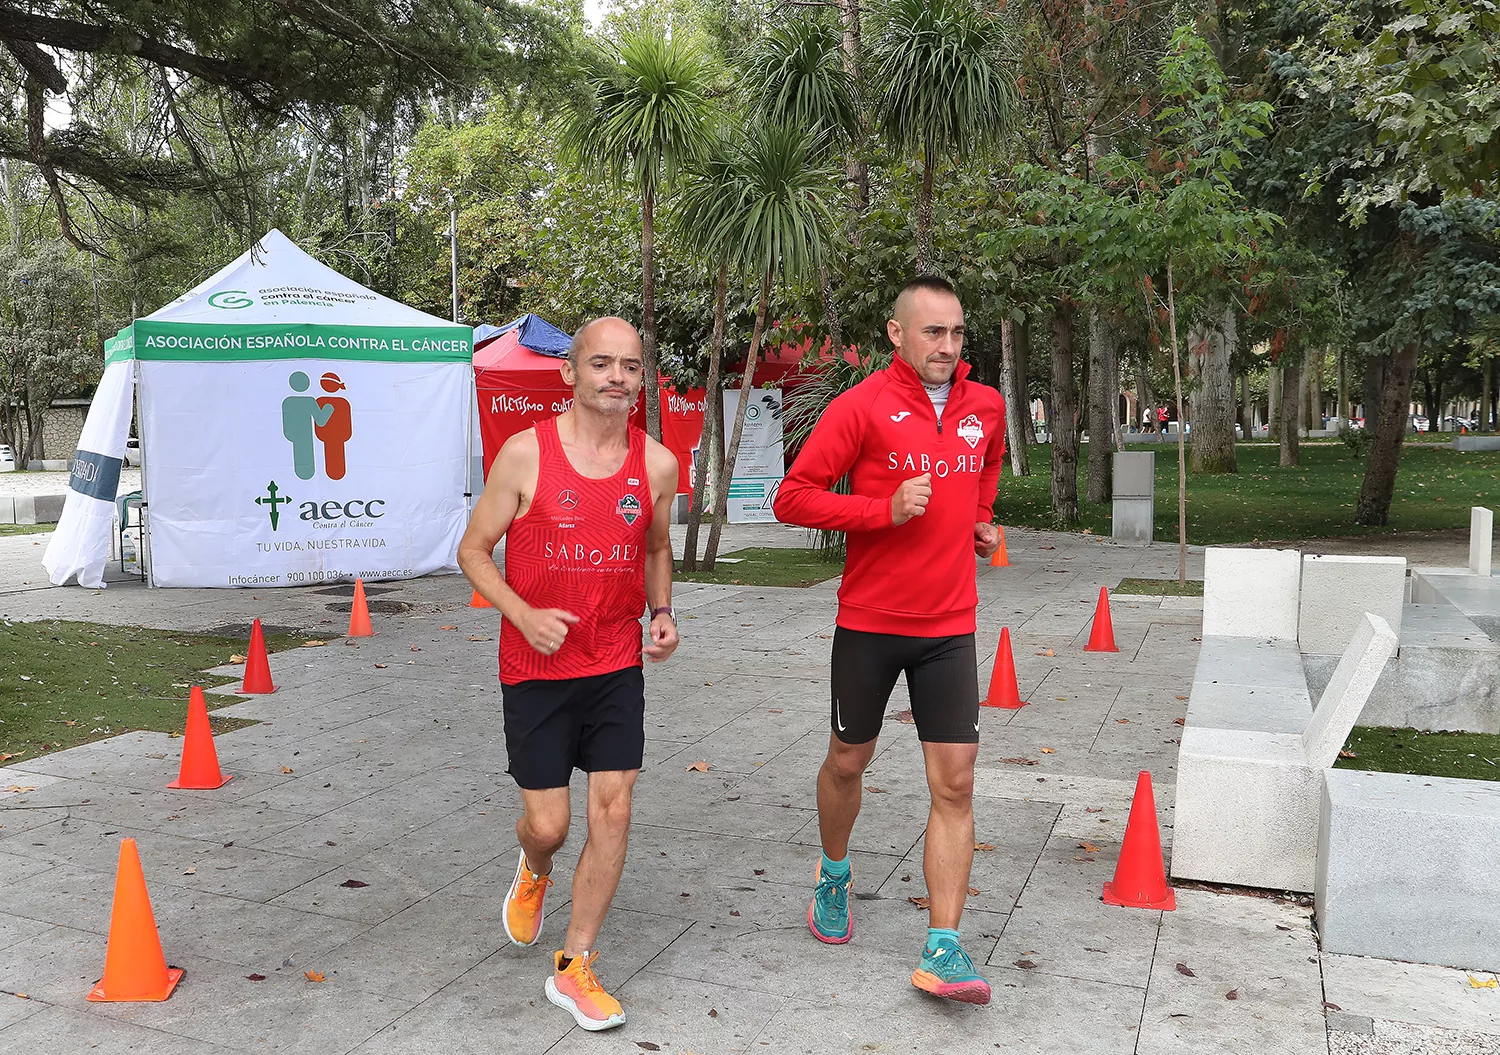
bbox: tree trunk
[1016,317,1037,445]
[1280,361,1301,468]
[1482,355,1494,431]
[819,261,845,355]
[1000,318,1030,477]
[1268,365,1282,443]
[1364,352,1387,436]
[682,261,729,572]
[916,153,935,275]
[839,0,868,219]
[1188,304,1238,474]
[1237,372,1254,443]
[1086,306,1114,502]
[705,269,774,569]
[1166,257,1188,584]
[640,184,662,440]
[1048,301,1079,526]
[1356,343,1419,525]
[1336,345,1347,425]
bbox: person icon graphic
[283,371,334,480]
[316,372,353,481]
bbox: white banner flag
[722,388,784,524]
[139,359,467,588]
[43,359,135,588]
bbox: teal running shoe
[807,861,852,944]
[911,937,991,1004]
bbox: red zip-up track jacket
[774,355,1006,637]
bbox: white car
[124,437,141,467]
[0,443,14,471]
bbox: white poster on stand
[722,387,783,524]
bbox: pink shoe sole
[912,972,992,1005]
[807,900,852,944]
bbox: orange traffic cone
[988,525,1009,567]
[167,686,230,790]
[240,618,277,694]
[469,589,493,609]
[1102,771,1176,910]
[981,628,1025,709]
[348,579,373,638]
[1085,586,1119,652]
[87,839,185,1001]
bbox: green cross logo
[255,480,290,529]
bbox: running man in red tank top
[459,317,679,1032]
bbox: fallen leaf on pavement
[1176,963,1196,977]
[1175,695,1189,701]
[301,640,327,648]
[974,842,996,851]
[767,708,783,713]
[246,974,265,981]
[753,869,765,876]
[3,786,37,793]
[968,886,980,896]
[1036,649,1055,657]
[1275,924,1292,931]
[1015,959,1037,969]
[409,645,422,652]
[440,625,458,631]
[1000,757,1039,766]
[864,785,886,793]
[229,654,246,665]
[281,765,293,774]
[1115,718,1131,724]
[1084,807,1103,813]
[1470,976,1499,989]
[1323,1002,1342,1011]
[1040,747,1055,754]
[340,880,369,889]
[1174,717,1186,726]
[892,709,915,724]
[374,663,388,669]
[1079,841,1101,853]
[304,970,325,982]
[908,896,931,909]
[686,761,710,773]
[707,1009,719,1018]
[468,636,491,642]
[635,1044,661,1052]
[1226,989,1239,1000]
[182,867,196,875]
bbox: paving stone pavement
[1,524,1495,1054]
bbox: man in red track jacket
[774,276,1006,1005]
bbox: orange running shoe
[503,851,552,946]
[545,950,626,1031]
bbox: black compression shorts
[500,667,646,790]
[830,627,980,745]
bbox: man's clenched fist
[891,473,932,526]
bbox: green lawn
[1113,577,1205,596]
[0,620,306,764]
[676,547,842,588]
[997,441,1500,544]
[1336,726,1500,782]
[0,524,52,537]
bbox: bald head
[888,277,966,385]
[569,316,640,365]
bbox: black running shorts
[830,627,980,745]
[500,667,646,790]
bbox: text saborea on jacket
[773,355,1006,637]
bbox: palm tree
[702,122,840,570]
[558,29,715,439]
[869,0,1016,274]
[743,14,861,356]
[671,134,743,571]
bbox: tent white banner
[140,359,467,588]
[42,359,135,588]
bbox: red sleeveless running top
[500,417,653,685]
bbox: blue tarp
[473,313,573,359]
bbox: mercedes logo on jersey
[558,489,579,510]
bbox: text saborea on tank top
[500,417,653,685]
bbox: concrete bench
[1317,769,1500,972]
[1173,608,1398,892]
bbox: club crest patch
[617,493,642,525]
[957,414,984,449]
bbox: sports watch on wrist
[651,606,675,624]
